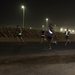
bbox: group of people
[41,23,70,49]
[16,24,70,50]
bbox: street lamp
[60,28,63,32]
[46,18,48,31]
[64,28,67,31]
[72,30,74,33]
[21,5,25,28]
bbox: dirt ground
[0,55,75,75]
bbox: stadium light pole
[42,25,45,30]
[46,18,48,31]
[21,5,25,28]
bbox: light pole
[21,5,25,28]
[42,25,45,30]
[46,18,48,31]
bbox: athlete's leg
[65,36,69,45]
[41,36,44,43]
[20,37,24,42]
[47,36,52,49]
[16,36,20,42]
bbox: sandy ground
[0,56,75,75]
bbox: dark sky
[0,0,75,29]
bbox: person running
[41,30,46,43]
[46,23,57,49]
[46,23,54,49]
[16,25,24,43]
[65,28,70,45]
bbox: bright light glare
[64,29,67,31]
[69,29,71,32]
[60,28,63,32]
[21,5,24,9]
[46,18,48,21]
[72,30,74,33]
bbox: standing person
[16,25,24,43]
[46,23,54,49]
[65,28,70,45]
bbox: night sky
[0,0,75,29]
